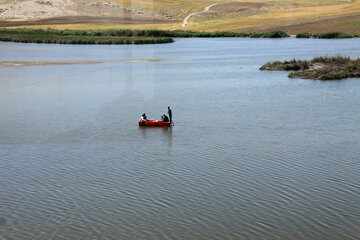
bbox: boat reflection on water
[138,123,173,147]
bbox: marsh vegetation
[0,28,174,44]
[1,28,357,46]
[260,56,360,80]
[0,29,291,45]
[296,32,360,39]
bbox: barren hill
[0,0,359,33]
[0,0,175,24]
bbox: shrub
[296,32,311,38]
[316,32,353,39]
[263,30,289,38]
[338,32,353,38]
[311,33,321,38]
[317,32,340,38]
[249,32,264,38]
[333,70,346,79]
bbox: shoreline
[0,28,290,45]
[0,28,358,45]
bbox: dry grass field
[186,2,360,33]
[0,0,360,33]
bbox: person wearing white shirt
[140,113,148,122]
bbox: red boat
[139,120,173,127]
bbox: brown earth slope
[0,0,176,26]
[0,16,177,27]
[197,2,275,18]
[236,12,360,34]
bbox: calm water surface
[0,38,359,240]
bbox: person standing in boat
[140,113,148,122]
[168,106,172,123]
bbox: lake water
[0,38,359,240]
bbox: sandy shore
[0,59,166,68]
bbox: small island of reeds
[260,56,360,80]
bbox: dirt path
[182,2,230,27]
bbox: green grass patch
[296,32,311,38]
[249,30,290,38]
[296,31,358,38]
[0,28,175,44]
[0,28,290,45]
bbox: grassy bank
[0,28,290,45]
[0,28,175,44]
[0,28,290,40]
[260,56,360,80]
[296,32,360,39]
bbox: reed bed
[296,32,359,39]
[0,29,175,44]
[260,56,360,80]
[0,28,290,45]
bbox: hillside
[0,0,360,33]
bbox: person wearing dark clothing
[161,114,170,122]
[168,106,172,123]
